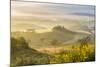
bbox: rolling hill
[11,26,92,49]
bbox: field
[11,29,95,66]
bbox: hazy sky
[11,0,95,5]
[11,1,95,33]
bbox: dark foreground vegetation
[11,37,54,66]
[11,36,95,67]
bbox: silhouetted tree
[11,37,29,49]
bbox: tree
[51,39,59,54]
[11,37,29,49]
[17,37,29,48]
[79,36,91,48]
[11,37,18,48]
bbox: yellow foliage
[49,44,95,64]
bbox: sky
[11,1,95,33]
[11,0,95,5]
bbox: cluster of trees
[52,26,71,33]
[11,37,29,49]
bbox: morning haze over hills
[11,1,95,66]
[11,1,95,34]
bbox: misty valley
[11,26,95,66]
[11,1,95,66]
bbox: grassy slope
[11,37,54,66]
[11,27,95,66]
[11,28,88,49]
